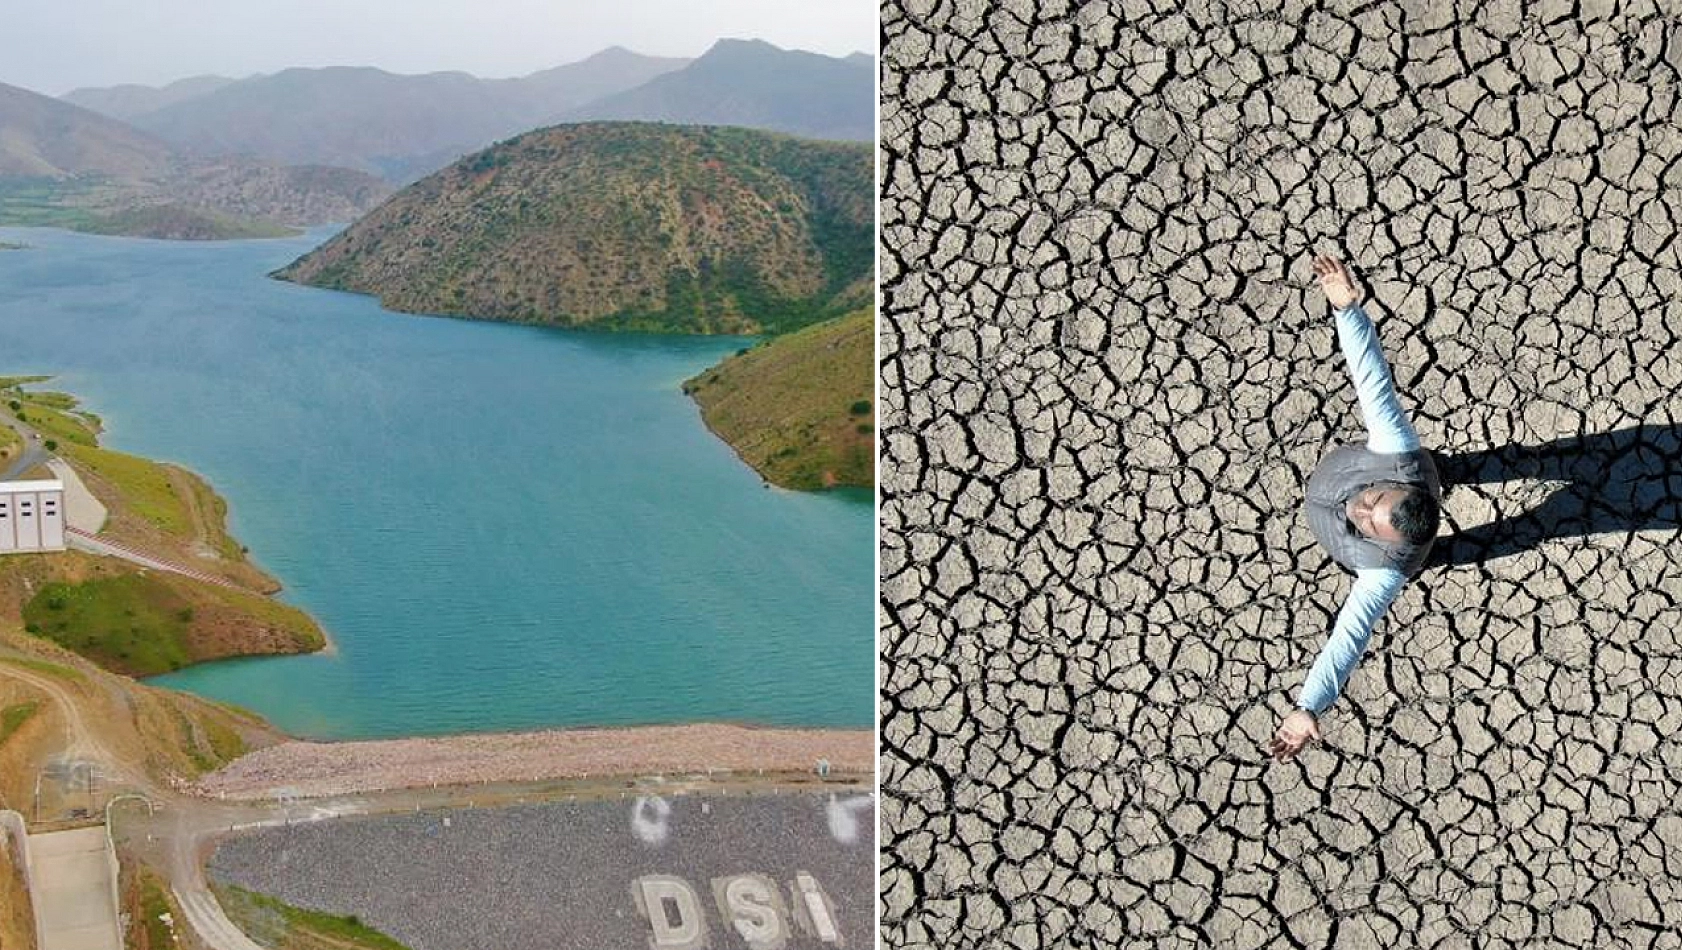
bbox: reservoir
[0,227,873,739]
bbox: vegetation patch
[24,575,196,675]
[183,470,245,561]
[0,179,105,231]
[116,862,199,949]
[21,572,324,677]
[213,882,415,950]
[0,700,39,745]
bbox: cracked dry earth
[878,2,1682,948]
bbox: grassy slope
[213,883,415,950]
[0,380,326,673]
[683,309,874,490]
[21,573,323,677]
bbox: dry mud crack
[879,2,1682,948]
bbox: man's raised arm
[1313,256,1420,455]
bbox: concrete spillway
[25,825,121,950]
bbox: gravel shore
[196,723,872,798]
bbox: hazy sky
[4,0,877,96]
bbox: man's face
[1346,487,1409,543]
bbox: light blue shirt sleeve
[1297,567,1407,714]
[1336,304,1419,454]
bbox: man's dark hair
[1390,489,1440,546]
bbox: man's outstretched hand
[1313,255,1361,310]
[1268,709,1321,763]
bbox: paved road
[173,880,267,950]
[208,790,876,950]
[1,443,50,481]
[0,409,51,480]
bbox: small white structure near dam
[0,478,66,553]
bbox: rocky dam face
[879,4,1682,948]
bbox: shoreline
[194,721,873,799]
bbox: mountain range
[561,41,875,144]
[62,40,873,182]
[273,122,872,335]
[0,80,177,179]
[0,80,392,235]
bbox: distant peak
[696,38,857,64]
[701,38,783,56]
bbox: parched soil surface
[197,724,873,799]
[881,4,1682,949]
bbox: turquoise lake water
[0,227,873,739]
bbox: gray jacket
[1305,444,1441,576]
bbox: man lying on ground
[1268,255,1442,763]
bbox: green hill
[273,122,872,335]
[684,309,874,489]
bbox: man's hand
[1268,709,1322,763]
[1313,255,1361,310]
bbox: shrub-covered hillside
[275,122,872,335]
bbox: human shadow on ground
[1429,424,1682,568]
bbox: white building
[0,479,66,553]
